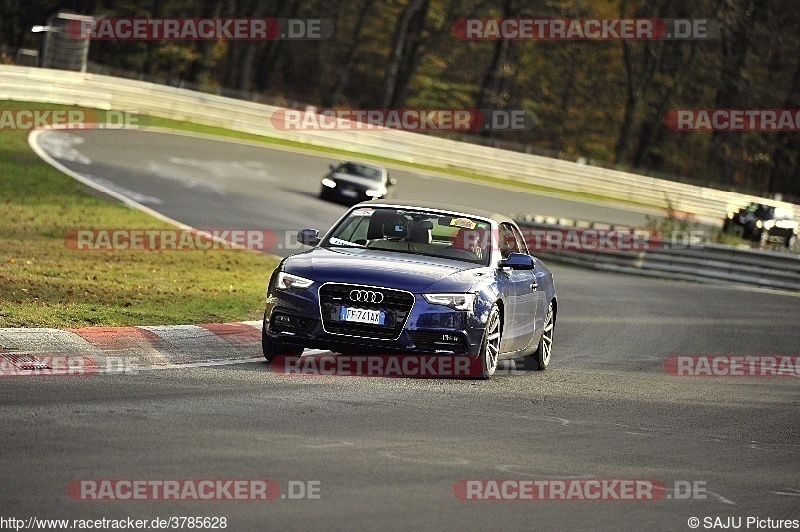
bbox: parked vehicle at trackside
[723,201,798,248]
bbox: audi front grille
[319,283,414,340]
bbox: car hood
[282,247,487,292]
[329,173,385,189]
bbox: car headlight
[423,293,476,311]
[276,272,314,290]
[321,178,337,188]
[365,188,384,197]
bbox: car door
[518,224,547,337]
[497,223,539,353]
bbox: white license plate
[341,189,359,197]
[339,306,385,325]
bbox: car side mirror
[329,164,336,171]
[499,252,535,270]
[388,177,398,187]
[297,229,321,246]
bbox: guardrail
[515,218,800,291]
[2,64,799,222]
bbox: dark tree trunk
[613,0,669,164]
[324,0,376,107]
[145,0,163,76]
[256,0,301,92]
[476,0,516,112]
[222,0,253,89]
[631,41,698,169]
[181,0,221,83]
[381,0,428,109]
[237,0,266,91]
[767,57,800,197]
[708,0,767,185]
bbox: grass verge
[0,100,279,328]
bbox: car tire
[262,315,303,361]
[479,304,501,379]
[759,229,770,247]
[525,301,554,371]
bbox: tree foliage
[3,0,799,199]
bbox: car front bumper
[264,286,488,356]
[321,186,381,204]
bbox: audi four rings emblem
[349,290,384,304]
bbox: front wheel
[759,229,770,247]
[262,316,303,361]
[525,301,554,371]
[479,304,502,379]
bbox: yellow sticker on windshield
[450,217,477,229]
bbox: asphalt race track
[32,128,667,256]
[0,128,798,531]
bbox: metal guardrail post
[515,219,800,291]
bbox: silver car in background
[319,161,396,204]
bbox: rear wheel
[479,305,501,379]
[525,301,554,371]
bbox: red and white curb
[0,321,265,374]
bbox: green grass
[0,100,279,328]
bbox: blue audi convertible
[262,200,557,378]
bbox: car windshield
[335,163,383,181]
[322,206,493,266]
[746,203,775,219]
